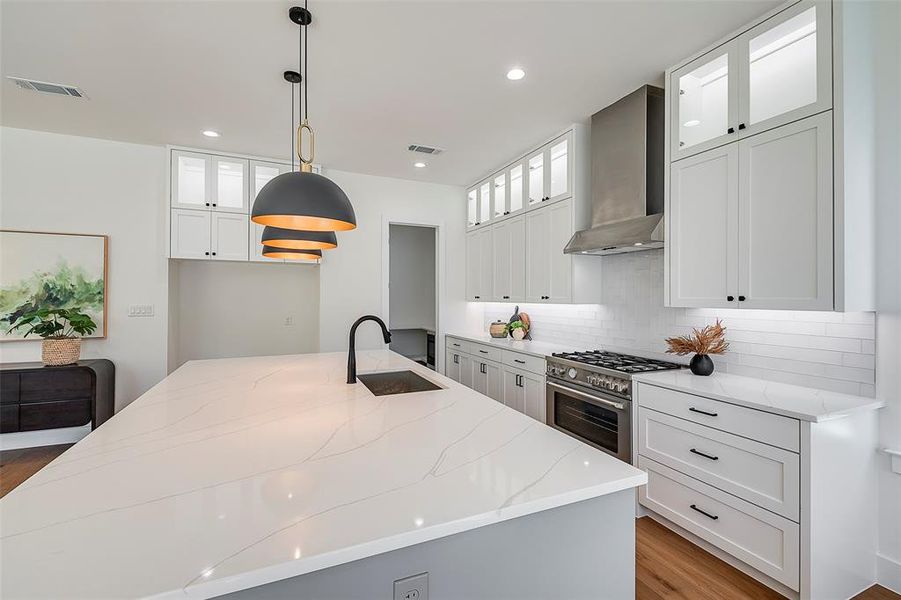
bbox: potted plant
[508,320,527,341]
[665,320,729,376]
[7,308,97,366]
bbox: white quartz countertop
[1,351,645,599]
[632,370,884,422]
[446,332,572,358]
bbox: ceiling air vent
[408,144,444,155]
[7,77,87,99]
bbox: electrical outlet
[284,316,294,327]
[393,572,428,600]
[128,304,154,317]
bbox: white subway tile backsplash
[481,251,876,397]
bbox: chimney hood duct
[564,85,665,255]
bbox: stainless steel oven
[546,380,632,463]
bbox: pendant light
[261,225,337,250]
[262,246,323,261]
[252,4,356,232]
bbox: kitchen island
[1,351,646,599]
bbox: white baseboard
[0,425,89,451]
[878,552,901,595]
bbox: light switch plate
[394,572,428,600]
[128,304,154,317]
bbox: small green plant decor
[7,308,97,366]
[508,320,526,341]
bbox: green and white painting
[1,230,107,341]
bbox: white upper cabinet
[171,151,211,210]
[492,172,508,219]
[526,150,545,208]
[478,181,492,226]
[671,48,738,160]
[466,188,479,229]
[738,113,833,310]
[526,200,573,303]
[739,1,831,138]
[465,231,481,301]
[478,227,494,302]
[492,215,525,302]
[669,145,740,308]
[671,1,831,161]
[171,208,212,259]
[249,161,292,262]
[547,132,573,202]
[212,213,249,261]
[509,163,525,216]
[211,157,249,213]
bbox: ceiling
[1,0,779,186]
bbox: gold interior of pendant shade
[262,249,322,260]
[252,214,356,232]
[264,238,337,250]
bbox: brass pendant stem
[297,119,315,171]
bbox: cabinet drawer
[635,383,799,452]
[638,408,799,521]
[20,370,93,403]
[0,372,19,404]
[639,456,800,591]
[0,404,19,433]
[19,399,91,431]
[445,337,470,355]
[502,351,545,376]
[470,342,503,363]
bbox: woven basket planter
[41,338,82,366]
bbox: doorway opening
[387,224,438,370]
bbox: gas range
[546,350,683,400]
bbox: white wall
[170,260,319,367]
[0,127,168,410]
[483,250,876,396]
[318,168,478,354]
[389,224,435,330]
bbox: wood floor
[1,445,898,600]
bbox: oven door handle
[547,381,626,411]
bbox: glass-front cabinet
[526,151,545,208]
[467,188,479,229]
[493,172,507,219]
[211,157,248,213]
[547,132,572,202]
[171,151,211,209]
[739,0,831,137]
[509,163,524,215]
[671,0,830,161]
[478,181,491,226]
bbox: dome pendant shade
[262,246,322,261]
[261,226,337,250]
[251,171,356,232]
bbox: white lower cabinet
[502,367,546,422]
[445,336,546,422]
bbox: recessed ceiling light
[506,67,525,81]
[414,161,427,168]
[202,130,221,138]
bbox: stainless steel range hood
[564,85,665,255]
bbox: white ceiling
[1,0,780,186]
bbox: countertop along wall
[0,127,169,411]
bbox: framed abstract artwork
[0,230,108,341]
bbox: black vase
[689,354,714,376]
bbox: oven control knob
[568,368,578,379]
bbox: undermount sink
[357,370,442,396]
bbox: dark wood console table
[0,360,115,434]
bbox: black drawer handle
[503,295,510,299]
[690,504,719,520]
[727,295,734,301]
[479,350,488,354]
[738,295,746,302]
[689,407,718,417]
[727,127,735,134]
[738,123,746,130]
[690,448,719,461]
[514,359,525,364]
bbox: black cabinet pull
[212,203,217,207]
[690,448,719,461]
[514,359,525,364]
[690,504,719,520]
[481,363,487,374]
[205,202,210,206]
[211,252,217,256]
[518,374,523,387]
[453,355,459,364]
[738,295,746,301]
[474,296,480,300]
[479,350,488,354]
[689,407,718,417]
[204,251,210,256]
[727,127,735,134]
[503,295,510,299]
[738,123,746,130]
[727,295,734,301]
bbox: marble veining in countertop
[0,350,645,599]
[446,332,574,358]
[633,369,884,422]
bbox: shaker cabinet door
[171,209,211,259]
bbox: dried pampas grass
[666,320,729,356]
